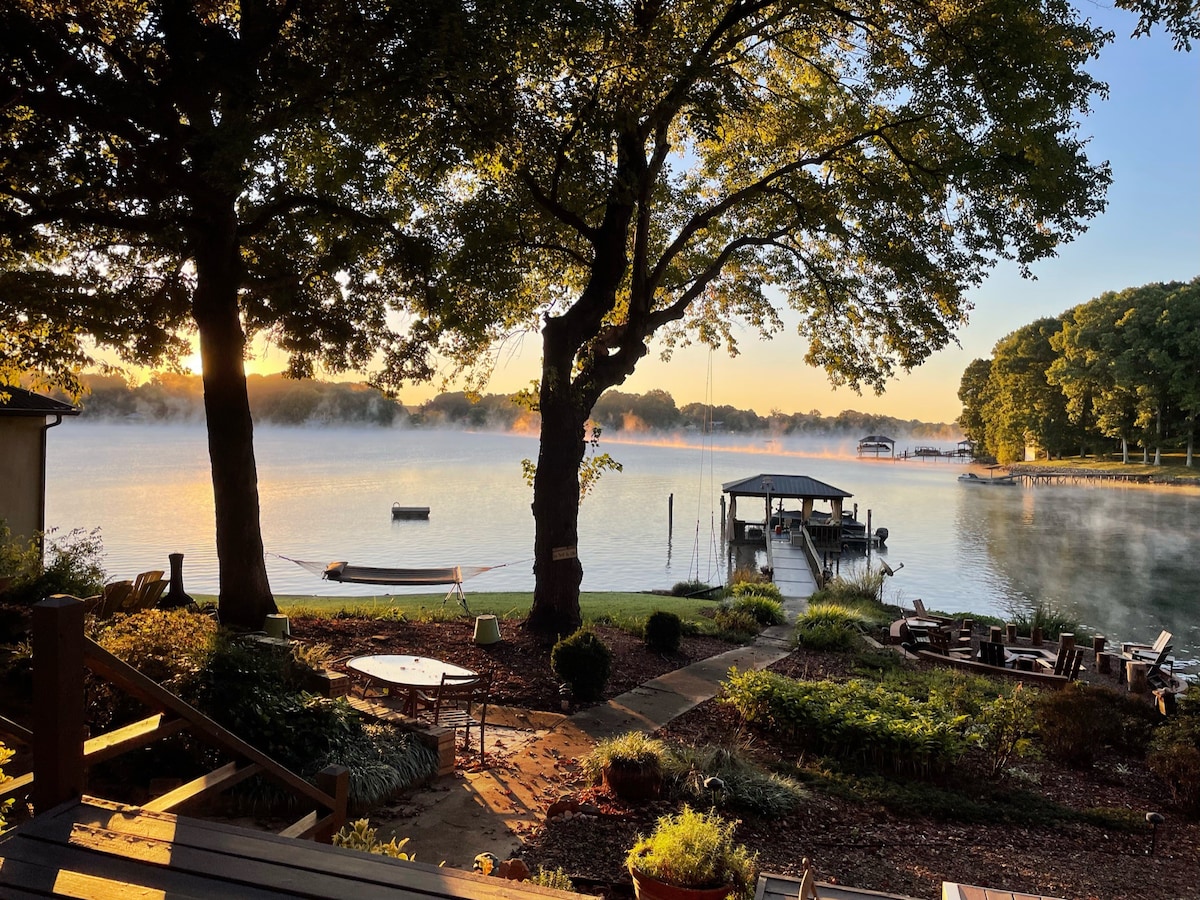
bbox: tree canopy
[413,0,1112,636]
[0,0,476,625]
[959,278,1200,465]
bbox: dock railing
[2,595,348,841]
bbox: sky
[234,3,1199,426]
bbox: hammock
[277,555,499,613]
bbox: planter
[602,761,662,801]
[629,866,733,900]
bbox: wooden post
[988,625,1002,644]
[32,595,86,813]
[1127,661,1149,694]
[1031,626,1043,647]
[1060,632,1075,654]
[1005,623,1017,643]
[315,765,350,843]
[1097,652,1113,675]
[668,493,673,540]
[1092,635,1106,655]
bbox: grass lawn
[191,591,722,629]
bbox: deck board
[0,797,588,899]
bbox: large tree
[423,0,1111,636]
[0,1,473,626]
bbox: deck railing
[1,595,348,841]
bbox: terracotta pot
[629,866,733,900]
[602,761,662,801]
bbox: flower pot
[629,865,733,900]
[602,761,662,801]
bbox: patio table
[345,655,477,716]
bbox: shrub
[722,668,971,777]
[644,610,682,654]
[973,684,1036,777]
[729,593,784,627]
[582,731,672,783]
[1010,602,1085,642]
[793,602,866,652]
[627,806,758,900]
[1148,699,1200,816]
[713,608,760,636]
[0,524,106,606]
[333,819,414,859]
[730,581,783,603]
[95,609,218,687]
[811,570,881,607]
[551,629,612,701]
[671,744,806,818]
[1032,682,1148,768]
[529,867,576,892]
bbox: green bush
[793,602,866,651]
[1010,602,1086,642]
[713,608,760,636]
[973,684,1036,777]
[671,744,806,818]
[1148,699,1200,816]
[627,806,758,900]
[722,668,971,776]
[529,867,576,892]
[582,731,672,783]
[333,819,415,859]
[729,594,784,626]
[551,628,612,701]
[1032,682,1154,768]
[0,523,106,606]
[730,581,783,603]
[644,610,683,653]
[95,609,218,686]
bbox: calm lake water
[44,423,1200,668]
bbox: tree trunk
[526,345,588,640]
[193,217,277,629]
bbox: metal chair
[417,672,492,766]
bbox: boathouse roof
[721,473,852,500]
[0,386,80,417]
[858,434,894,445]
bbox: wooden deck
[0,796,586,899]
[942,883,1066,900]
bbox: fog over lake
[45,423,1199,669]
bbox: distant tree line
[68,373,956,438]
[958,278,1200,465]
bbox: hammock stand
[280,556,497,615]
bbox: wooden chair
[95,580,134,618]
[1122,630,1173,672]
[978,641,1007,668]
[927,629,972,659]
[417,672,492,766]
[1037,645,1083,680]
[910,598,952,625]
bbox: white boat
[958,471,1018,486]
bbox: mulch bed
[294,616,1200,899]
[291,614,736,710]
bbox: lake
[43,423,1200,668]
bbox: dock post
[668,493,673,539]
[866,509,872,566]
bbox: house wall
[0,417,46,546]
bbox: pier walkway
[764,531,819,599]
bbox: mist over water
[44,424,1199,667]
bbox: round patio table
[345,655,477,715]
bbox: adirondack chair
[978,641,1008,668]
[910,598,952,625]
[1037,644,1083,680]
[1121,630,1173,671]
[797,858,821,900]
[927,629,973,659]
[96,571,167,618]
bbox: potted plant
[626,806,758,900]
[583,731,670,802]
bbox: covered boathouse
[721,473,853,543]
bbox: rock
[496,858,531,881]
